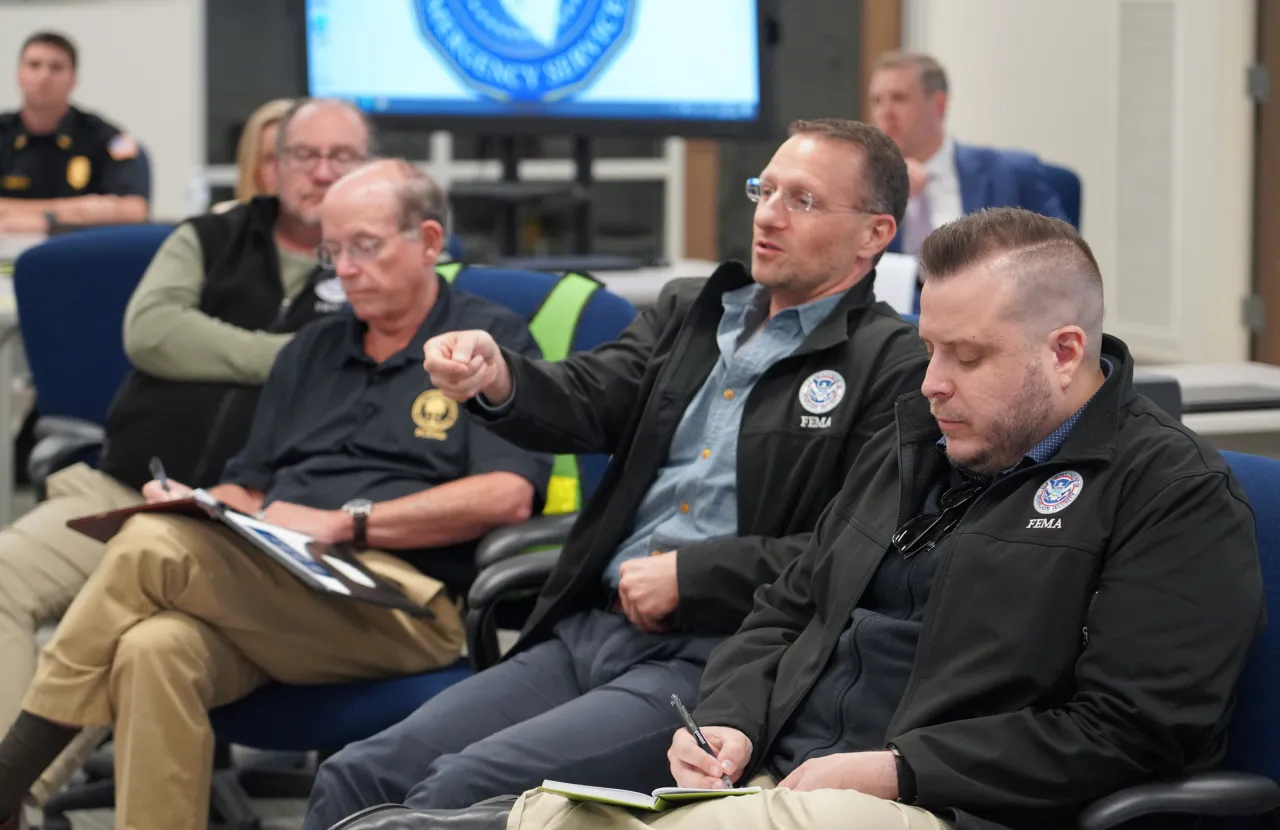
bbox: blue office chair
[13,224,174,495]
[1080,450,1280,829]
[183,267,637,830]
[1041,162,1082,229]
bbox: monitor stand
[449,134,595,258]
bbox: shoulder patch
[108,133,139,161]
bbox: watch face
[345,499,373,514]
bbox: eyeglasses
[890,479,986,558]
[745,177,875,215]
[317,230,416,270]
[281,144,366,173]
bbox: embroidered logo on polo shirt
[412,389,459,440]
[1033,471,1083,515]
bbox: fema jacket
[469,260,930,651]
[694,334,1265,830]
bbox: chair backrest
[436,263,637,513]
[1040,162,1082,229]
[13,224,174,424]
[1218,451,1280,786]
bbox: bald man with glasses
[0,158,551,830]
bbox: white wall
[0,0,204,220]
[905,0,1256,363]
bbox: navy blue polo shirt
[221,276,552,593]
[0,105,146,199]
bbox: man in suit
[869,51,1070,259]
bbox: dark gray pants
[303,609,722,830]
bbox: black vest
[99,197,336,490]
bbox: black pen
[149,457,171,493]
[670,694,735,788]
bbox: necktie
[902,184,932,258]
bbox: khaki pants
[23,511,465,830]
[509,774,952,830]
[0,463,140,803]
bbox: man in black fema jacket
[480,208,1264,830]
[303,118,931,827]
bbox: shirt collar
[722,283,848,337]
[937,357,1115,467]
[922,134,956,180]
[343,273,455,368]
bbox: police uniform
[0,105,145,202]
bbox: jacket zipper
[799,613,872,764]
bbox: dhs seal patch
[1034,471,1084,515]
[415,0,637,103]
[798,370,846,415]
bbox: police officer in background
[0,31,148,234]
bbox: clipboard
[66,492,435,618]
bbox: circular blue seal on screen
[415,0,637,103]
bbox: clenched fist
[422,330,513,404]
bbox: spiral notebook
[537,780,761,812]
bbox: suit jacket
[889,142,1070,255]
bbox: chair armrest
[1078,772,1280,830]
[34,415,106,443]
[28,417,106,494]
[465,548,561,671]
[475,513,577,571]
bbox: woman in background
[213,97,293,212]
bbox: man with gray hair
[0,96,374,815]
[868,51,1069,259]
[0,159,552,830]
[373,208,1263,830]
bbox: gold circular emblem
[66,156,91,190]
[411,389,458,440]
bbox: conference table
[1136,362,1280,457]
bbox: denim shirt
[602,283,846,590]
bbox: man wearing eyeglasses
[0,159,553,830]
[0,97,380,814]
[433,208,1263,830]
[303,118,930,829]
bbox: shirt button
[680,502,690,514]
[723,389,735,400]
[701,448,711,460]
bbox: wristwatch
[342,499,374,548]
[889,744,917,804]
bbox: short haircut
[872,51,948,97]
[788,117,909,224]
[385,159,452,235]
[20,31,77,69]
[921,208,1105,359]
[276,97,380,157]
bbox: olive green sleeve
[122,223,293,384]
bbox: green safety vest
[437,262,600,516]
